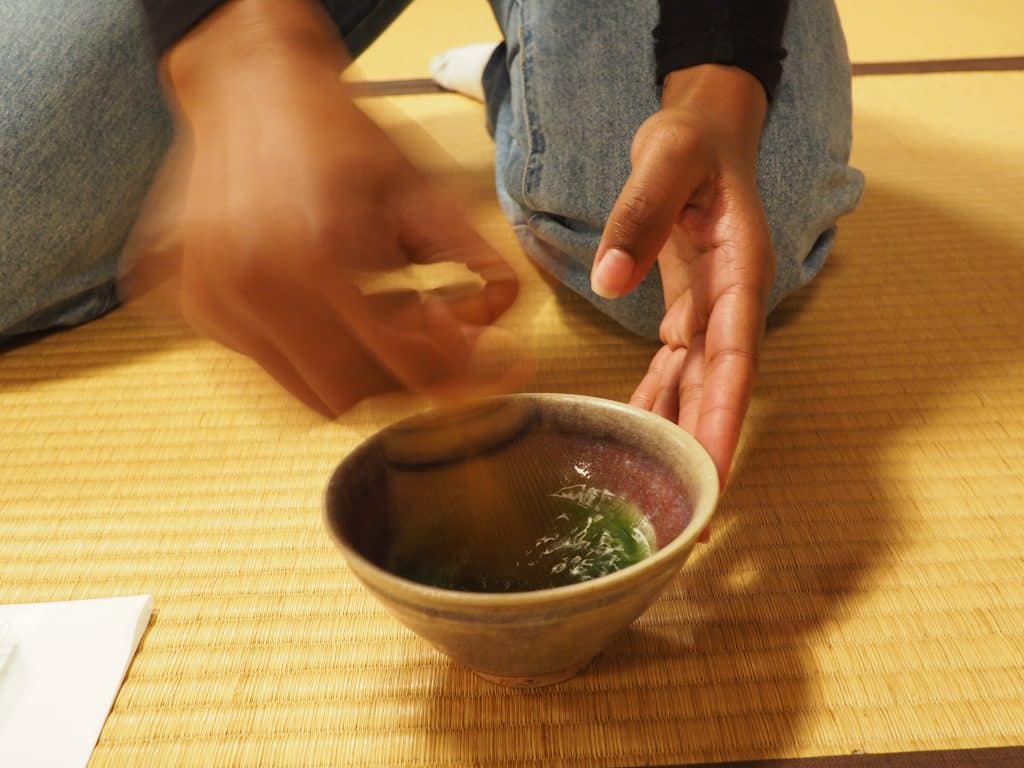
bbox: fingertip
[628,390,654,410]
[705,442,733,493]
[716,464,730,493]
[660,305,686,349]
[591,248,635,298]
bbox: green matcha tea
[378,426,667,593]
[387,483,657,592]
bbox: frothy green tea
[388,484,657,592]
[331,400,695,597]
[376,424,669,593]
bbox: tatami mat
[836,0,1024,62]
[2,14,1023,768]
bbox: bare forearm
[161,0,348,113]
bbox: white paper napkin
[0,595,153,768]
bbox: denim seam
[515,2,544,208]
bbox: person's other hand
[121,0,519,416]
[591,65,775,486]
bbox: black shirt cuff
[654,0,790,99]
[140,0,226,56]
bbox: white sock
[429,42,500,102]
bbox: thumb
[591,120,707,298]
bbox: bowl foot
[472,658,591,688]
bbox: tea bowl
[323,393,719,687]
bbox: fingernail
[591,248,634,299]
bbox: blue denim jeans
[0,0,863,342]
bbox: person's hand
[590,65,775,486]
[121,0,519,416]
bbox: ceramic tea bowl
[324,393,719,687]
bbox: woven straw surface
[836,0,1024,61]
[2,8,1023,768]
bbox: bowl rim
[323,393,720,610]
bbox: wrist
[661,64,767,165]
[164,0,350,114]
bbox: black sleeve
[654,0,790,99]
[140,0,226,56]
[140,1,386,57]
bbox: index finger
[396,182,519,323]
